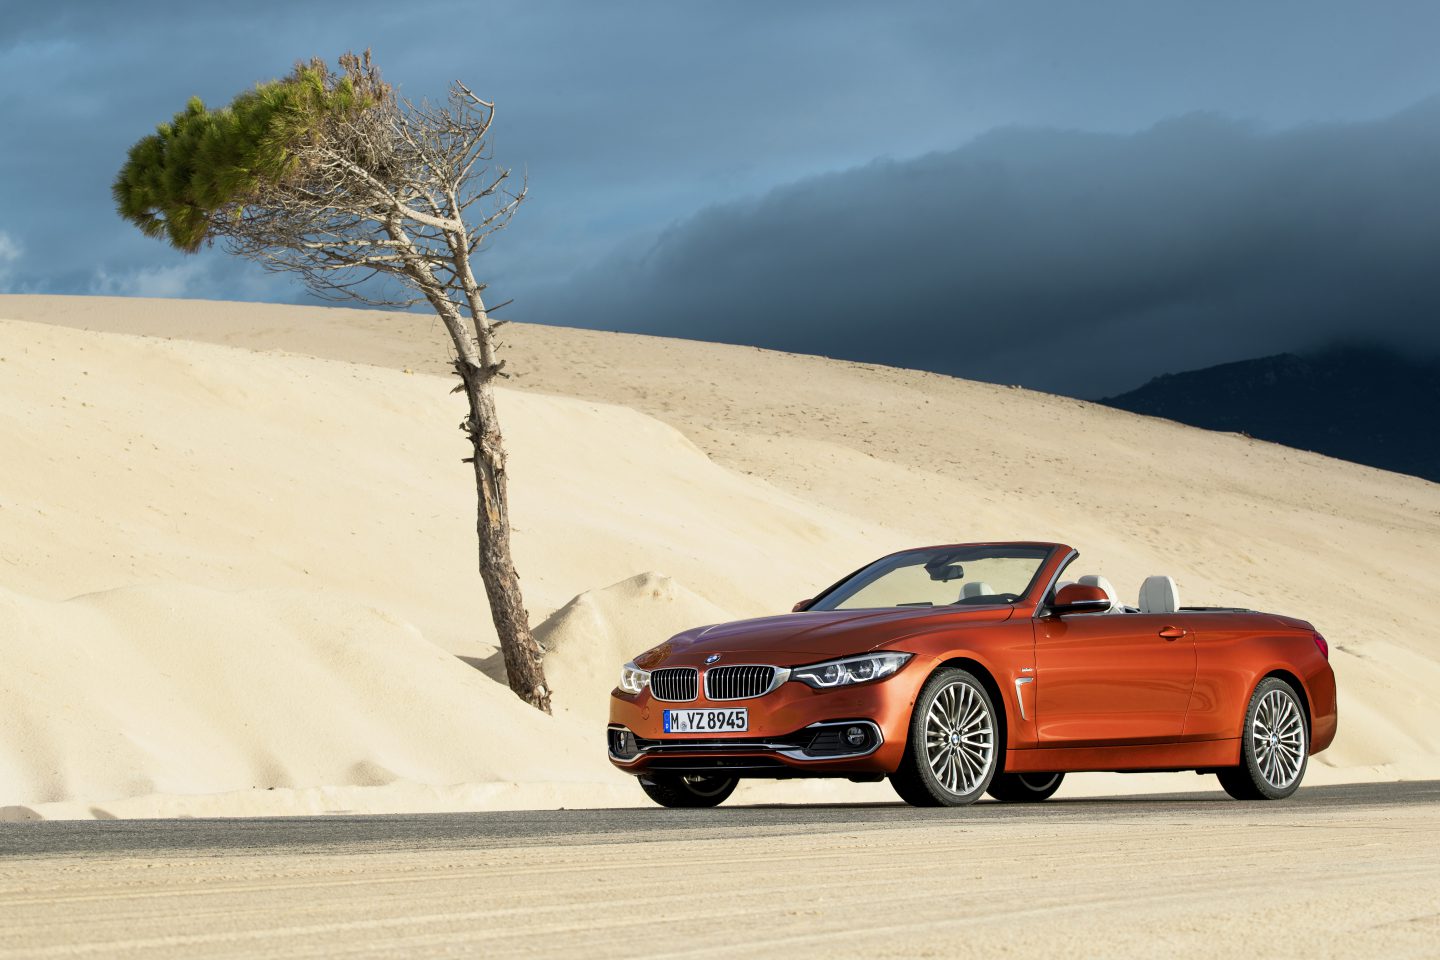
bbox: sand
[0,293,1437,818]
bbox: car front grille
[705,665,778,701]
[649,667,698,702]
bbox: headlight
[791,652,912,689]
[618,661,651,694]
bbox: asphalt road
[2,780,1434,857]
[2,781,1437,959]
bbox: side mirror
[1049,583,1110,616]
[792,598,813,612]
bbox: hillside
[1,295,1439,818]
[1103,346,1440,482]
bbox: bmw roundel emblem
[705,654,721,664]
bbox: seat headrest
[1077,574,1119,611]
[1139,576,1179,614]
[961,581,996,599]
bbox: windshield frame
[806,543,1060,612]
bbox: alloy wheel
[923,679,996,796]
[1251,688,1306,789]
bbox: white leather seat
[1139,575,1180,614]
[960,581,996,599]
[1077,574,1122,613]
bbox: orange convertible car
[608,542,1336,807]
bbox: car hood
[633,605,1016,669]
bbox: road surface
[2,781,1437,958]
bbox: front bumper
[606,657,930,777]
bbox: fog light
[609,728,638,759]
[844,725,867,747]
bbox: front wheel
[1217,677,1309,800]
[890,667,999,806]
[987,771,1064,802]
[638,773,738,808]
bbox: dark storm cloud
[7,0,1440,397]
[0,0,918,303]
[532,103,1440,396]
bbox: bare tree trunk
[387,221,552,713]
[460,361,551,713]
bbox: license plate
[663,707,748,733]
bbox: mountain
[1101,346,1440,483]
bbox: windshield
[809,545,1052,611]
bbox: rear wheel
[638,773,738,808]
[1217,677,1308,800]
[890,667,999,807]
[987,771,1064,802]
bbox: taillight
[1312,632,1329,660]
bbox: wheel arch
[1260,668,1313,736]
[928,655,1010,759]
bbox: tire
[638,773,738,808]
[1217,677,1309,801]
[987,771,1064,803]
[890,667,1000,807]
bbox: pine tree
[115,52,552,712]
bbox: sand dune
[0,311,889,652]
[0,583,615,812]
[528,573,730,724]
[0,313,901,816]
[1,294,1438,818]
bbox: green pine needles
[113,53,388,252]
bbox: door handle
[1158,626,1188,640]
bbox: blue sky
[4,1,1440,392]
